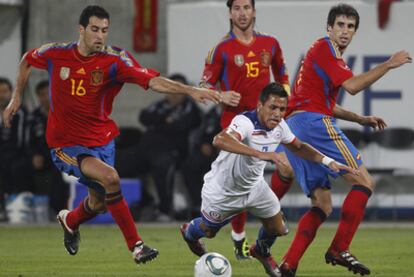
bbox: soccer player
[2,5,221,266]
[180,82,358,277]
[278,4,411,276]
[200,0,292,260]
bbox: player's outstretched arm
[219,90,241,107]
[148,76,222,104]
[284,139,358,175]
[3,54,32,128]
[212,128,288,167]
[342,50,411,95]
[199,81,241,107]
[333,105,387,130]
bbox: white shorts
[201,180,280,224]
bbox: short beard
[231,18,255,32]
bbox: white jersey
[203,110,296,197]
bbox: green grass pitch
[0,223,412,276]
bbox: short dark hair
[259,82,288,103]
[169,73,188,85]
[0,77,12,91]
[327,4,359,31]
[226,0,255,9]
[79,5,110,28]
[35,79,49,94]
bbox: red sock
[231,211,247,235]
[283,207,327,268]
[66,197,97,230]
[270,170,293,199]
[106,191,141,251]
[329,185,371,253]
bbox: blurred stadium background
[0,0,413,275]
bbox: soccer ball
[194,252,232,277]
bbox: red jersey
[287,37,353,116]
[200,31,289,128]
[25,42,159,148]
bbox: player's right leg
[182,192,236,257]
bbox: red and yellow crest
[90,70,103,86]
[260,51,271,67]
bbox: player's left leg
[80,155,159,264]
[250,212,288,277]
[247,181,287,276]
[280,187,331,276]
[326,165,373,275]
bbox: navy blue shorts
[279,112,362,197]
[50,140,115,194]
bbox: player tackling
[2,5,221,267]
[180,82,358,277]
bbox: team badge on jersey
[59,67,70,80]
[91,70,104,86]
[260,51,271,67]
[234,54,244,67]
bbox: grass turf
[0,223,412,276]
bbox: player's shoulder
[205,33,235,63]
[103,45,134,66]
[312,36,342,59]
[37,42,76,55]
[104,45,127,55]
[255,31,277,40]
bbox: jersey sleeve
[279,119,296,144]
[315,42,353,88]
[228,115,253,141]
[271,38,290,87]
[199,44,224,89]
[24,43,57,70]
[115,50,160,90]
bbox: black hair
[79,5,110,28]
[327,4,359,31]
[0,77,12,91]
[226,0,256,31]
[226,0,255,9]
[259,82,288,103]
[35,79,49,94]
[169,73,188,85]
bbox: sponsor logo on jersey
[60,67,70,80]
[91,69,104,86]
[76,68,86,75]
[234,54,244,67]
[247,51,256,58]
[260,51,271,67]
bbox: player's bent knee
[277,164,294,179]
[315,204,332,217]
[102,170,120,190]
[204,228,219,238]
[276,224,289,236]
